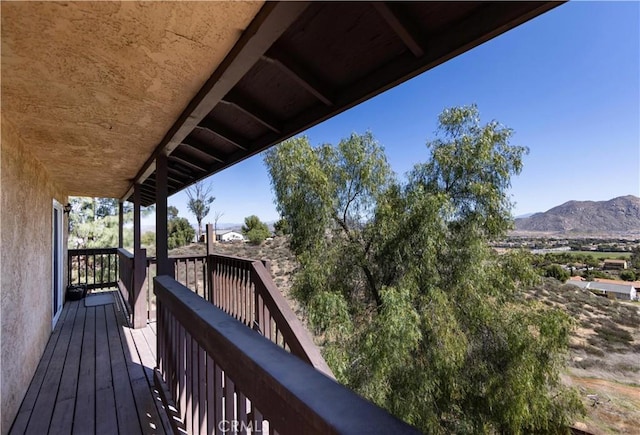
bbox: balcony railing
[68,248,118,290]
[80,241,330,368]
[154,275,420,435]
[209,254,332,377]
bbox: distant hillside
[514,195,640,234]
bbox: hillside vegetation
[178,239,640,434]
[526,279,640,434]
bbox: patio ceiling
[1,1,264,198]
[1,2,563,206]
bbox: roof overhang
[1,2,564,206]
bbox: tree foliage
[620,270,636,281]
[186,181,215,241]
[241,215,270,245]
[545,264,570,282]
[273,218,290,236]
[264,105,582,433]
[167,208,195,249]
[68,197,133,249]
[630,246,640,270]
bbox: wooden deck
[10,291,171,434]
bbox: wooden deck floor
[10,291,171,435]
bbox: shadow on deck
[10,291,170,434]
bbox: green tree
[186,181,215,241]
[630,246,640,270]
[584,255,600,271]
[545,264,570,282]
[167,208,195,249]
[620,270,636,281]
[241,215,270,245]
[264,106,582,433]
[273,218,290,236]
[141,231,155,247]
[68,197,133,249]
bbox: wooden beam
[262,46,333,106]
[118,201,124,249]
[132,185,146,329]
[197,118,248,151]
[204,2,563,179]
[156,153,171,278]
[122,2,310,201]
[169,153,208,174]
[220,90,281,133]
[181,136,226,163]
[372,2,424,58]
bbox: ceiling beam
[372,3,424,58]
[169,153,209,173]
[220,90,282,133]
[262,46,333,106]
[122,1,311,201]
[197,118,249,151]
[168,166,195,182]
[181,136,226,163]
[203,2,562,180]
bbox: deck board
[107,297,143,435]
[9,302,76,434]
[49,300,86,434]
[95,305,118,435]
[24,301,79,434]
[9,291,167,435]
[74,305,97,433]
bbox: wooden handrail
[251,261,333,377]
[67,247,118,290]
[208,253,334,377]
[117,248,134,313]
[155,276,420,435]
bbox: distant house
[216,230,245,242]
[569,279,637,301]
[603,259,628,270]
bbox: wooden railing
[116,247,147,328]
[146,254,208,321]
[117,248,134,312]
[209,254,332,377]
[155,276,420,435]
[67,248,118,290]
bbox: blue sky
[146,1,639,228]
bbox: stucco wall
[1,117,67,433]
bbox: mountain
[514,195,640,234]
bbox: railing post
[132,183,147,329]
[206,224,214,301]
[132,248,147,328]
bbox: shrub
[545,264,569,282]
[594,325,633,345]
[620,270,636,281]
[242,215,271,245]
[141,231,155,247]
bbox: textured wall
[1,1,262,199]
[1,116,67,433]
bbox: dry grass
[527,280,640,434]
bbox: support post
[205,223,214,302]
[118,201,124,249]
[206,223,215,256]
[156,152,172,278]
[132,184,147,328]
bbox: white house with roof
[570,280,637,301]
[216,230,245,242]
